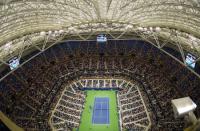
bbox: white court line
[107,98,109,123]
[92,97,110,124]
[101,101,102,123]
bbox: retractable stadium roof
[0,0,200,79]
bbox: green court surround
[79,90,119,131]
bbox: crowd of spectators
[118,81,150,130]
[49,82,86,130]
[0,40,199,130]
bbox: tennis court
[92,97,110,124]
[79,91,119,131]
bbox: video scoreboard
[9,56,20,70]
[97,34,107,43]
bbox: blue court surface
[92,97,110,124]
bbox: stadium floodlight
[137,27,143,31]
[40,31,46,36]
[54,31,58,34]
[149,27,153,31]
[68,27,74,31]
[178,6,183,10]
[143,28,148,31]
[5,41,12,47]
[48,31,52,35]
[171,97,197,118]
[59,30,64,34]
[155,27,161,32]
[4,41,12,51]
[125,24,133,29]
